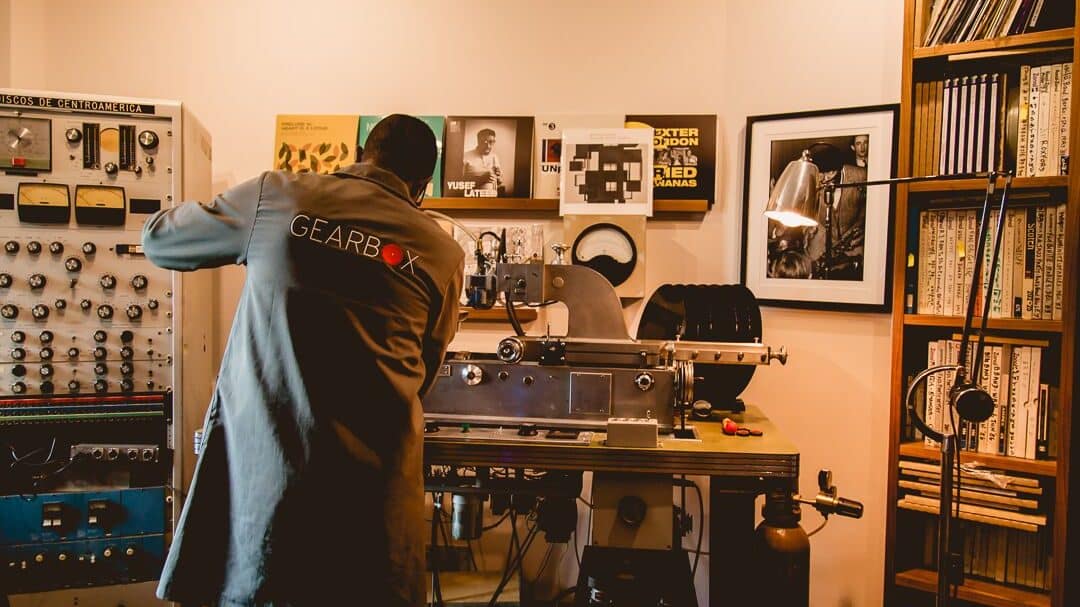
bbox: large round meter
[571,223,638,287]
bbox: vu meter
[564,214,647,298]
[2,116,52,171]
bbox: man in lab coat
[145,114,464,606]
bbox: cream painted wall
[0,0,9,87]
[7,1,901,605]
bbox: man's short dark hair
[363,114,437,184]
[477,128,496,141]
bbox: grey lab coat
[143,164,464,606]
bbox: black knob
[12,364,26,377]
[11,381,25,394]
[137,130,159,150]
[93,379,108,393]
[104,162,118,176]
[67,347,79,359]
[4,241,18,254]
[1,304,18,320]
[125,304,142,320]
[424,421,440,433]
[82,242,96,255]
[145,156,154,166]
[93,330,107,343]
[94,363,108,376]
[517,423,538,437]
[64,257,82,272]
[120,330,134,343]
[0,273,11,288]
[120,378,134,392]
[39,347,53,361]
[31,304,49,320]
[147,299,159,310]
[120,361,134,376]
[99,274,117,289]
[134,165,143,177]
[67,379,80,393]
[38,331,52,344]
[10,347,24,361]
[130,274,148,290]
[26,241,41,255]
[97,304,113,319]
[40,381,54,394]
[39,364,53,378]
[10,331,24,343]
[48,241,63,255]
[28,274,46,289]
[65,127,82,143]
[54,298,66,310]
[93,346,107,360]
[120,346,133,360]
[80,299,92,310]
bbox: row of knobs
[1,273,149,290]
[0,301,157,320]
[8,328,151,393]
[16,545,138,567]
[12,377,140,395]
[4,240,97,256]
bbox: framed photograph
[741,104,899,312]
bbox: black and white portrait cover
[443,116,533,198]
[559,128,653,216]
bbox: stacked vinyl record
[636,284,762,413]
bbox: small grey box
[605,417,658,448]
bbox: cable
[689,481,705,579]
[483,511,511,531]
[505,288,525,337]
[806,517,829,538]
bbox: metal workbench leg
[708,482,756,607]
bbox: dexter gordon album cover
[443,116,533,198]
[625,114,717,204]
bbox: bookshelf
[887,2,1079,606]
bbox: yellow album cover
[273,115,359,174]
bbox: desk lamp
[765,147,1013,606]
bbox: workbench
[424,405,801,606]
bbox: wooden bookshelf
[907,175,1069,193]
[421,198,710,213]
[913,27,1074,60]
[900,441,1057,477]
[896,568,1050,607]
[903,314,1064,333]
[461,308,537,323]
[887,3,1079,606]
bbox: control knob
[97,304,113,319]
[67,380,80,393]
[137,130,159,150]
[497,337,525,364]
[39,364,53,378]
[93,330,107,343]
[82,242,96,255]
[462,364,483,386]
[26,241,41,255]
[48,241,63,255]
[11,364,25,377]
[130,274,148,290]
[94,363,108,376]
[93,379,107,393]
[65,128,82,143]
[64,257,82,272]
[147,299,159,310]
[0,304,18,320]
[93,346,107,360]
[10,382,25,394]
[9,331,24,343]
[120,378,134,392]
[634,372,655,392]
[120,361,134,376]
[120,330,133,342]
[54,298,66,310]
[104,162,118,176]
[10,347,24,361]
[79,299,92,310]
[4,241,18,254]
[125,304,142,320]
[67,347,79,359]
[39,331,52,344]
[99,274,117,289]
[39,347,53,361]
[39,381,53,394]
[31,304,49,320]
[0,273,11,288]
[28,274,46,289]
[120,346,133,359]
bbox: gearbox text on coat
[289,213,420,274]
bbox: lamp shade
[763,150,821,228]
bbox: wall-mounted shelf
[421,198,710,213]
[899,442,1057,477]
[907,176,1069,193]
[896,568,1049,607]
[903,315,1064,333]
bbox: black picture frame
[740,104,899,313]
